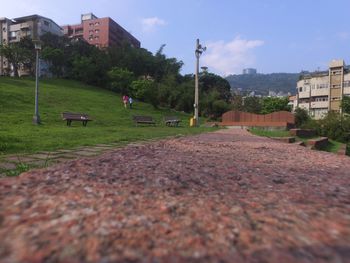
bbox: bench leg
[83,121,87,127]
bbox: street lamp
[194,39,206,126]
[32,40,41,125]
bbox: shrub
[107,67,135,94]
[294,107,310,128]
[317,112,350,142]
[130,79,159,108]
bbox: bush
[294,107,310,128]
[107,67,135,94]
[316,112,350,142]
[130,79,159,108]
[346,143,350,156]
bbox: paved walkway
[0,129,349,262]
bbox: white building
[0,15,63,76]
[295,60,350,119]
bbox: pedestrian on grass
[122,95,129,109]
[129,97,133,109]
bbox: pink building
[62,13,140,49]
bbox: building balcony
[298,103,310,110]
[298,91,310,99]
[310,101,328,109]
[344,87,350,95]
[311,89,329,97]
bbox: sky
[1,0,350,76]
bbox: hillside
[0,78,212,155]
[225,73,299,95]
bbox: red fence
[221,111,295,127]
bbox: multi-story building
[0,14,63,76]
[62,13,140,49]
[243,68,257,75]
[295,60,350,119]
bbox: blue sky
[2,0,350,76]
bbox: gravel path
[0,129,349,263]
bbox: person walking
[128,97,133,109]
[122,95,129,109]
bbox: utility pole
[194,39,206,126]
[33,40,41,125]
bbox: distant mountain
[225,73,300,95]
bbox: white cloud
[141,17,166,32]
[201,37,264,76]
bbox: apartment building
[295,60,350,119]
[62,13,140,49]
[0,15,63,76]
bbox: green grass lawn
[249,128,290,138]
[0,77,216,155]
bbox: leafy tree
[199,73,232,102]
[261,97,291,114]
[130,79,158,108]
[341,96,350,114]
[317,112,350,142]
[107,67,135,94]
[243,96,262,113]
[294,107,310,128]
[41,47,65,77]
[231,94,244,111]
[0,39,33,77]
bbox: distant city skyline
[1,0,350,76]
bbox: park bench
[133,115,156,126]
[62,112,92,127]
[164,116,182,127]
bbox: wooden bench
[62,112,92,127]
[133,115,156,126]
[164,116,182,127]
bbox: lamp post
[32,40,41,125]
[194,39,206,126]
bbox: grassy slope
[0,77,214,155]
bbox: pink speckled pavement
[0,129,349,262]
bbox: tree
[199,73,232,102]
[341,96,350,114]
[294,107,310,128]
[231,94,243,111]
[41,47,65,77]
[107,67,135,94]
[243,96,262,113]
[261,97,291,114]
[130,79,159,108]
[0,39,33,77]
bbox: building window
[95,22,100,26]
[2,27,6,32]
[95,29,99,33]
[44,20,49,26]
[89,23,94,26]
